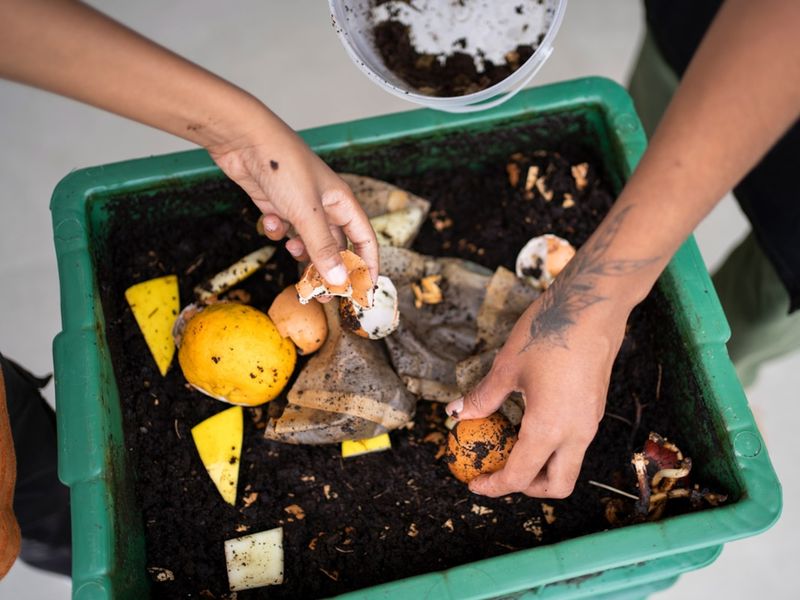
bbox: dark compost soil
[373,18,537,97]
[94,125,731,599]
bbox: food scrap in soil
[96,131,732,598]
[373,19,536,97]
[411,274,443,308]
[595,432,728,526]
[408,149,611,271]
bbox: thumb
[445,368,512,421]
[293,207,348,287]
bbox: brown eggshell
[295,250,374,308]
[445,413,517,484]
[268,286,328,355]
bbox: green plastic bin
[51,77,781,600]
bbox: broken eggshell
[339,275,400,340]
[268,285,328,355]
[295,249,374,308]
[515,234,576,291]
[445,413,517,484]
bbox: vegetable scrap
[592,432,728,526]
[571,163,589,191]
[284,504,306,520]
[370,204,428,247]
[125,274,180,376]
[225,527,284,591]
[191,406,243,506]
[411,274,443,309]
[194,246,276,303]
[471,504,494,516]
[341,433,392,458]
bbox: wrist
[185,87,277,152]
[596,267,664,316]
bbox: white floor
[0,1,796,598]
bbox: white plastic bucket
[329,0,568,113]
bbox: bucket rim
[328,0,569,111]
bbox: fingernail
[287,244,303,257]
[263,219,277,232]
[326,264,347,286]
[445,398,463,418]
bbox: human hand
[207,109,379,287]
[445,296,627,498]
[444,203,663,498]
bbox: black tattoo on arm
[521,206,659,352]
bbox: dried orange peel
[411,274,443,309]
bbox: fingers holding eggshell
[296,250,374,308]
[445,413,518,485]
[467,421,554,497]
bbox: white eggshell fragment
[341,275,400,340]
[225,527,284,591]
[515,234,576,290]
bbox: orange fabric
[0,368,21,578]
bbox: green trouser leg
[627,31,800,387]
[712,233,800,387]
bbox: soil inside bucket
[373,18,538,97]
[95,121,732,599]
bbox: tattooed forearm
[521,206,659,352]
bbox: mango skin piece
[124,275,180,376]
[342,433,392,458]
[191,406,243,505]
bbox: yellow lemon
[178,302,296,406]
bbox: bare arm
[0,0,378,284]
[449,0,800,498]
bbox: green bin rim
[51,77,781,600]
